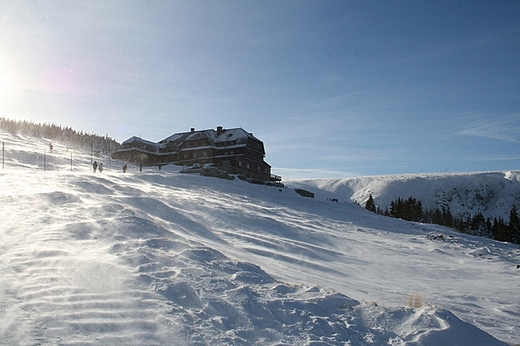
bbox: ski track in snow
[0,132,518,345]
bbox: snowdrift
[0,131,518,345]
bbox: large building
[111,126,273,181]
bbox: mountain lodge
[111,126,274,182]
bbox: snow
[0,131,518,345]
[159,127,257,146]
[122,136,157,146]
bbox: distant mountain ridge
[288,171,520,221]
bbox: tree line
[0,117,120,155]
[364,194,520,244]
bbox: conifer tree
[365,194,377,213]
[508,205,520,244]
[492,217,508,242]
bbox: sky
[0,0,519,179]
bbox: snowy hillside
[1,131,519,345]
[289,172,520,221]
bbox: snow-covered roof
[160,127,261,145]
[213,128,258,143]
[122,136,157,146]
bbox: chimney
[190,128,195,133]
[217,126,223,135]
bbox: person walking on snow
[99,163,103,173]
[93,161,98,172]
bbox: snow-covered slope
[289,171,520,220]
[1,131,518,345]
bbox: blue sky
[0,1,519,179]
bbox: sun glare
[0,75,10,99]
[0,62,22,106]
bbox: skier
[93,161,98,172]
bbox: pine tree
[508,205,520,244]
[442,206,453,227]
[467,212,491,237]
[0,117,120,154]
[492,217,509,242]
[365,194,377,213]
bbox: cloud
[272,167,360,180]
[467,153,520,162]
[457,114,520,143]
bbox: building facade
[111,126,272,181]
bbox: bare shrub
[407,293,425,308]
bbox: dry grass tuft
[407,293,425,308]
